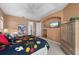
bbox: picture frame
[18,24,26,34]
[49,21,60,28]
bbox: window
[0,20,3,32]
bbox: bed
[0,34,49,55]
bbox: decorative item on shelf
[69,16,79,21]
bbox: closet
[60,19,79,55]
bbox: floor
[40,37,65,55]
[47,40,65,55]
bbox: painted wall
[41,10,63,23]
[0,9,5,17]
[63,3,79,23]
[41,11,63,42]
[4,15,37,35]
[4,15,29,34]
[0,9,5,32]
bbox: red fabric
[0,34,9,45]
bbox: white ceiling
[0,3,68,21]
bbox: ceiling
[0,3,68,21]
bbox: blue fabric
[0,35,49,55]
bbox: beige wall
[4,15,37,35]
[0,8,5,19]
[41,11,63,42]
[4,15,29,34]
[0,9,5,32]
[63,3,79,23]
[41,10,63,23]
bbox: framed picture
[49,21,60,28]
[18,24,26,34]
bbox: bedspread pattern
[0,35,49,55]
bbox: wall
[4,15,29,34]
[41,10,63,23]
[0,9,5,18]
[41,11,63,42]
[4,15,37,35]
[63,3,79,23]
[0,9,5,32]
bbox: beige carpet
[47,40,65,55]
[40,37,65,55]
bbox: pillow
[0,34,9,45]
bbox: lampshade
[3,29,8,33]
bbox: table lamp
[3,28,8,33]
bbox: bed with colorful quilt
[0,34,49,55]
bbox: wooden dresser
[60,20,79,55]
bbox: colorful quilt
[0,35,49,55]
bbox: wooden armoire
[60,19,79,55]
